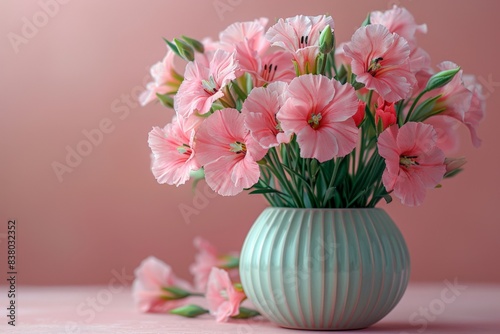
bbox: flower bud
[319,26,335,54]
[375,97,397,130]
[444,157,466,178]
[425,67,461,91]
[170,304,209,318]
[182,35,205,53]
[174,38,195,61]
[353,100,366,127]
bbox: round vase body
[239,208,410,330]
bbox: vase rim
[264,207,385,212]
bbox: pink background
[1,0,499,286]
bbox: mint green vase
[239,208,410,330]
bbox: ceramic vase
[239,207,410,330]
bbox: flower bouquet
[136,5,485,329]
[142,7,484,208]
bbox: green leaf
[249,188,289,196]
[231,307,260,319]
[170,305,209,318]
[323,187,337,204]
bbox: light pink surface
[1,0,500,285]
[1,284,499,333]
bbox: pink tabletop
[1,283,499,333]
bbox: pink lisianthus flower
[375,97,397,130]
[377,122,446,207]
[343,24,417,102]
[370,5,427,49]
[251,50,296,87]
[140,49,184,106]
[462,74,486,147]
[219,17,270,56]
[175,50,238,121]
[217,17,295,86]
[148,116,200,186]
[132,256,192,313]
[424,115,460,154]
[189,237,240,292]
[266,15,334,74]
[195,108,267,196]
[266,14,334,53]
[206,267,246,323]
[428,61,472,124]
[277,74,359,162]
[243,81,292,148]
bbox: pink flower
[375,97,397,130]
[175,50,238,120]
[195,108,267,196]
[463,75,486,148]
[377,122,446,207]
[243,81,291,148]
[370,6,427,49]
[353,100,366,127]
[266,15,334,74]
[140,49,184,106]
[148,117,200,186]
[132,256,192,313]
[251,50,296,87]
[219,17,269,56]
[277,74,359,162]
[424,115,460,154]
[343,24,417,102]
[206,267,246,323]
[429,61,472,124]
[189,237,240,292]
[266,15,334,53]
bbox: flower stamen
[262,64,278,82]
[300,35,309,48]
[400,155,420,168]
[201,75,219,94]
[367,57,384,76]
[308,113,322,129]
[229,141,247,154]
[176,144,191,155]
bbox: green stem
[405,89,428,123]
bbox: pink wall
[1,0,499,285]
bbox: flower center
[176,144,191,155]
[367,57,384,76]
[229,141,246,154]
[201,75,219,94]
[308,113,322,129]
[299,35,310,48]
[399,155,420,168]
[261,63,278,82]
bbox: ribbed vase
[239,208,410,330]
